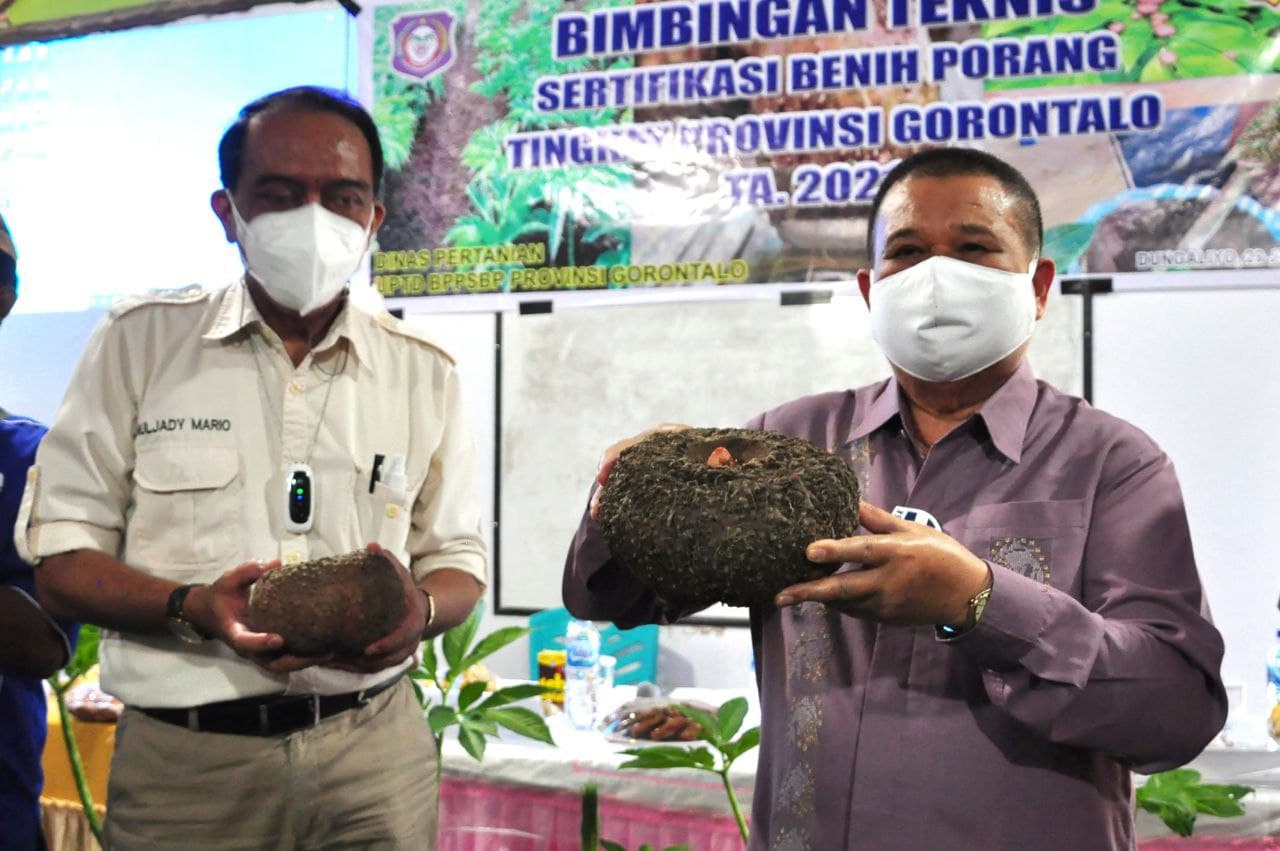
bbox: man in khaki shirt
[20,87,486,849]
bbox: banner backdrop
[0,0,308,46]
[367,0,1280,304]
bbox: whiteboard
[493,289,1082,619]
[1093,287,1280,720]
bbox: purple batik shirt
[564,360,1226,850]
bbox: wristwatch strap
[937,584,992,640]
[166,583,211,642]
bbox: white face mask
[869,255,1038,383]
[229,198,371,316]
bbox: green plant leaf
[459,714,499,737]
[1120,25,1157,77]
[1139,55,1176,82]
[442,221,485,247]
[717,698,749,742]
[600,842,627,851]
[1208,783,1252,802]
[1168,38,1247,79]
[427,701,458,737]
[1189,783,1252,818]
[618,746,715,771]
[51,625,101,694]
[458,724,487,762]
[443,604,481,675]
[457,681,489,713]
[674,704,722,748]
[594,248,628,268]
[483,706,555,746]
[475,683,548,711]
[722,727,761,764]
[427,705,458,735]
[1192,794,1246,819]
[1137,769,1252,837]
[983,20,1036,38]
[458,626,531,671]
[1154,802,1197,837]
[420,636,438,683]
[1048,7,1118,32]
[1174,21,1262,68]
[547,186,570,262]
[68,625,100,680]
[408,677,424,707]
[1148,768,1202,788]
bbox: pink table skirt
[1139,841,1280,850]
[440,775,1280,851]
[440,775,747,851]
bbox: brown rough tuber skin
[598,428,860,608]
[246,550,406,658]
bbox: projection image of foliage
[983,0,1280,89]
[373,0,634,280]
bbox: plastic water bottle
[564,618,601,731]
[1266,630,1280,742]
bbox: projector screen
[0,5,354,314]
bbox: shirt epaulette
[370,311,456,365]
[108,285,212,319]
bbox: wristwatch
[166,584,210,644]
[937,584,992,640]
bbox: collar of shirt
[200,278,376,374]
[842,358,1038,464]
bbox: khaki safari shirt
[17,280,487,707]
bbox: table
[439,720,754,850]
[37,685,1280,851]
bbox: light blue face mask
[869,255,1038,382]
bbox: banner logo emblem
[390,11,455,81]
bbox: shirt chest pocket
[129,446,243,569]
[353,462,418,565]
[958,499,1088,595]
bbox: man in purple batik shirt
[563,148,1226,850]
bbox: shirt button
[284,552,302,566]
[385,504,400,519]
[288,381,303,395]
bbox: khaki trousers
[103,679,438,850]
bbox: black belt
[136,675,402,737]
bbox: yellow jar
[537,649,567,716]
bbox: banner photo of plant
[367,0,1280,303]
